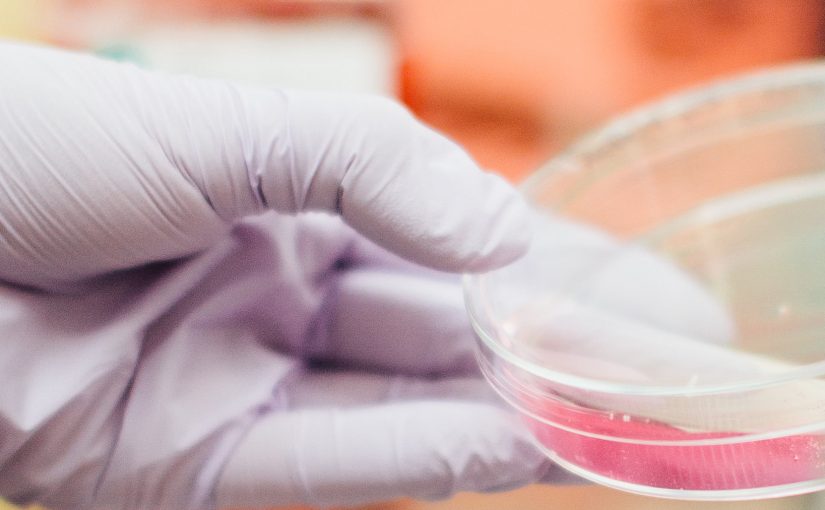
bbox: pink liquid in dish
[521,392,823,491]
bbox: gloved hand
[0,41,739,510]
[0,41,561,510]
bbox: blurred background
[2,0,825,509]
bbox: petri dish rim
[475,339,825,445]
[464,60,825,398]
[465,281,825,397]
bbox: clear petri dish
[464,62,825,500]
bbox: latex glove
[0,41,558,510]
[0,41,528,290]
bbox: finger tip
[337,108,534,273]
[435,172,533,273]
[464,188,534,272]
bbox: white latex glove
[0,41,563,510]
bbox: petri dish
[464,62,825,500]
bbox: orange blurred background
[2,1,825,509]
[10,0,825,182]
[396,0,825,180]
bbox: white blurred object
[117,19,396,94]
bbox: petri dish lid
[465,62,825,397]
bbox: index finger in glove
[169,84,533,273]
[0,43,530,288]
